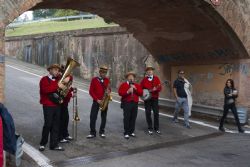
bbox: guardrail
[157,97,238,120]
[7,14,97,29]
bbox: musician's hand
[63,76,70,84]
[131,85,136,90]
[97,100,102,104]
[127,87,133,94]
[152,87,157,91]
[58,83,66,90]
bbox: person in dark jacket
[219,79,244,133]
[39,64,69,151]
[119,71,143,139]
[173,70,190,129]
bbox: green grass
[5,17,118,37]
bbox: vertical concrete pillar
[0,27,5,103]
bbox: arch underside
[31,0,249,66]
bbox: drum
[141,89,151,101]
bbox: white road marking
[6,64,250,166]
[22,143,53,167]
[6,65,42,78]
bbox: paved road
[4,58,250,167]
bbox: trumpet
[72,87,80,140]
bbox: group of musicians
[38,63,173,151]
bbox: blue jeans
[174,97,189,126]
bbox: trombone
[72,87,80,140]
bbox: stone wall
[171,60,250,108]
[5,27,161,89]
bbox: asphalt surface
[4,57,250,167]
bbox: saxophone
[99,84,112,112]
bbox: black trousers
[59,104,69,140]
[219,103,242,131]
[40,106,61,149]
[90,101,107,135]
[123,101,138,135]
[144,98,159,131]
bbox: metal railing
[7,14,97,29]
[157,97,244,120]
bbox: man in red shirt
[119,71,143,139]
[58,65,74,143]
[39,64,67,151]
[140,66,162,135]
[87,66,111,139]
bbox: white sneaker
[86,134,96,139]
[39,145,45,151]
[124,135,130,139]
[60,139,69,143]
[99,133,106,138]
[156,130,161,134]
[129,133,136,137]
[65,136,73,140]
[148,130,153,135]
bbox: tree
[33,9,57,19]
[53,9,80,17]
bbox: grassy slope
[5,17,118,37]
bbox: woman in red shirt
[119,71,143,139]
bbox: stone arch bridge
[0,0,250,108]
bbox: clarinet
[129,80,134,100]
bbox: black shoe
[39,145,45,151]
[50,146,64,151]
[86,134,96,139]
[219,127,225,132]
[239,129,245,133]
[172,118,179,123]
[184,124,191,129]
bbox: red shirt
[118,82,143,103]
[140,75,162,99]
[89,77,110,101]
[39,76,59,106]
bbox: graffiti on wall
[218,63,250,76]
[187,72,214,85]
[157,48,237,63]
